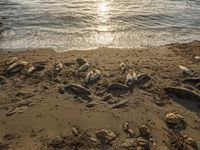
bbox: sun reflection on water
[98,2,109,12]
[96,1,113,46]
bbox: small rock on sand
[185,137,197,148]
[102,94,112,102]
[111,99,129,109]
[70,128,79,136]
[95,129,116,144]
[0,76,6,85]
[121,138,136,148]
[86,101,97,108]
[122,122,135,138]
[120,62,128,73]
[136,137,150,150]
[165,112,184,125]
[58,87,65,94]
[6,106,28,116]
[139,125,151,136]
[54,62,63,72]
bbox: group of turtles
[64,57,153,97]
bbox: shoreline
[0,40,199,54]
[0,41,200,150]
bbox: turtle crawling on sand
[76,57,87,66]
[179,65,193,76]
[107,82,129,90]
[5,60,29,74]
[85,69,101,83]
[64,83,91,95]
[164,86,200,100]
[136,73,152,83]
[75,63,89,76]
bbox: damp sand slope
[0,41,200,150]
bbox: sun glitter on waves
[96,1,114,46]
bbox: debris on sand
[165,112,184,125]
[107,82,129,90]
[70,127,79,136]
[102,94,112,102]
[184,77,200,83]
[5,60,29,74]
[86,101,97,108]
[164,86,200,100]
[164,129,198,150]
[77,57,87,66]
[48,129,94,150]
[120,62,129,73]
[6,57,18,65]
[75,62,89,75]
[58,87,65,94]
[0,140,8,150]
[111,99,129,109]
[48,136,65,149]
[196,83,200,89]
[179,65,193,76]
[0,76,6,86]
[195,56,200,61]
[85,69,101,83]
[95,129,116,144]
[64,83,91,95]
[3,133,21,141]
[6,106,28,116]
[54,62,63,72]
[185,136,198,148]
[121,138,136,148]
[122,122,135,138]
[136,137,150,150]
[139,125,151,137]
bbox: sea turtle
[76,57,87,66]
[64,83,91,95]
[85,69,101,83]
[75,63,89,75]
[136,73,151,83]
[6,60,29,74]
[107,82,129,90]
[164,86,200,100]
[179,65,193,76]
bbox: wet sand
[0,41,200,150]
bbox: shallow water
[0,0,200,51]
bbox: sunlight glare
[98,2,109,12]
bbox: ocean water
[0,0,200,51]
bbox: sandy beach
[0,41,200,150]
